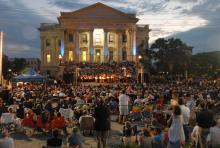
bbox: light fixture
[97,52,100,56]
[59,54,62,59]
[138,55,142,59]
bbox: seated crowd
[0,79,220,147]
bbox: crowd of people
[62,61,137,83]
[0,79,220,148]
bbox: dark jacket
[47,137,62,147]
[94,104,110,131]
[196,108,213,128]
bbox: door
[95,49,101,63]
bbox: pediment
[59,2,138,22]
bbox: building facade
[25,58,41,72]
[39,3,150,77]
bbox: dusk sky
[0,0,220,58]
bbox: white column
[117,31,122,62]
[53,36,58,65]
[104,30,108,63]
[129,29,137,62]
[75,30,79,62]
[89,29,94,62]
[132,29,137,62]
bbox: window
[109,51,113,61]
[68,34,73,42]
[46,54,51,64]
[109,34,114,43]
[81,34,87,43]
[95,34,101,43]
[46,39,50,47]
[68,51,73,61]
[122,50,127,61]
[58,39,61,47]
[122,34,127,43]
[82,51,87,62]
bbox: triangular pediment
[59,2,138,22]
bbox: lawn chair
[79,116,94,136]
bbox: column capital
[128,28,136,33]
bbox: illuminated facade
[39,3,150,77]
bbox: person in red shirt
[37,111,50,131]
[21,110,36,128]
[51,112,65,130]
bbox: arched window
[45,39,51,47]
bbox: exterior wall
[39,24,61,77]
[39,3,150,78]
[136,25,150,51]
[25,58,41,72]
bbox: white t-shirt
[119,94,130,106]
[180,105,190,125]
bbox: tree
[137,39,154,72]
[190,51,220,78]
[11,58,27,73]
[150,38,193,75]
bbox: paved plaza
[13,117,123,148]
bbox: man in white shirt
[178,98,190,142]
[118,90,130,124]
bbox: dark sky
[0,0,220,58]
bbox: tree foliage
[2,57,27,79]
[189,51,220,78]
[150,38,193,74]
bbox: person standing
[196,100,213,148]
[167,105,185,148]
[178,98,190,142]
[94,99,110,148]
[208,118,220,148]
[118,90,130,123]
[0,130,15,148]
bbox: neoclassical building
[39,2,150,78]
